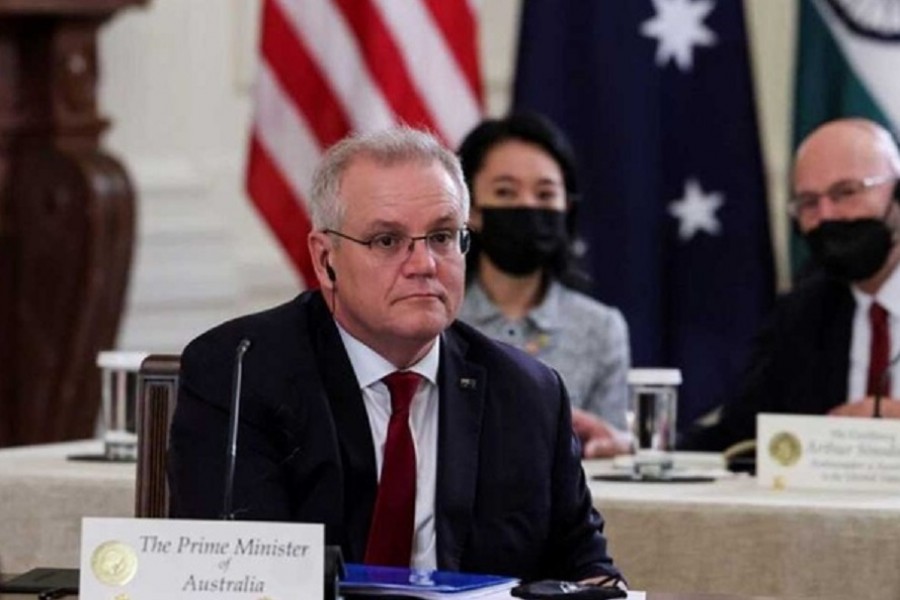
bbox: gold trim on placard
[769,431,802,467]
[90,540,138,587]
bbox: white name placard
[757,413,900,491]
[80,517,323,599]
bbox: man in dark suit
[684,118,900,451]
[168,127,621,584]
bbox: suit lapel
[820,282,854,412]
[309,295,377,562]
[435,328,485,571]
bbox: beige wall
[99,0,798,353]
[746,1,797,291]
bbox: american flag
[246,0,484,285]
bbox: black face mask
[805,218,894,282]
[477,208,568,276]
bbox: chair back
[135,354,181,518]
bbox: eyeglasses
[323,227,471,261]
[788,174,897,219]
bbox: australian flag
[514,0,775,429]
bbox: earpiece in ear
[326,263,336,283]
[892,180,900,203]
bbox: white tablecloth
[586,454,900,600]
[3,441,897,599]
[0,440,134,573]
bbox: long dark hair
[457,112,592,292]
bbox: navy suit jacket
[682,273,854,451]
[168,290,619,581]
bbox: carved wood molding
[0,1,145,446]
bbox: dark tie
[364,371,420,567]
[867,302,890,397]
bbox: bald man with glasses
[684,118,900,451]
[168,127,622,585]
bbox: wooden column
[0,0,146,446]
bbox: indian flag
[791,0,900,273]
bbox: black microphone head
[237,338,251,354]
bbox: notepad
[339,563,518,599]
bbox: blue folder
[339,563,518,598]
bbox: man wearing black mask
[683,118,900,451]
[456,114,631,458]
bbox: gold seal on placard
[769,431,802,467]
[90,540,138,586]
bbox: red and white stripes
[247,0,483,285]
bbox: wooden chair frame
[134,354,180,518]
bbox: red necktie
[364,371,420,566]
[867,302,890,396]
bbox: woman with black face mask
[456,113,631,458]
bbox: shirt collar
[335,322,440,389]
[463,280,503,324]
[465,279,562,331]
[852,262,900,317]
[528,279,562,331]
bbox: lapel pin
[459,377,477,390]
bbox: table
[3,442,898,599]
[0,593,773,600]
[587,455,900,600]
[0,573,773,600]
[0,441,134,573]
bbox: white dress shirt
[849,264,900,401]
[336,324,440,570]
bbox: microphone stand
[222,338,251,520]
[215,337,345,600]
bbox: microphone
[222,337,251,519]
[216,336,345,599]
